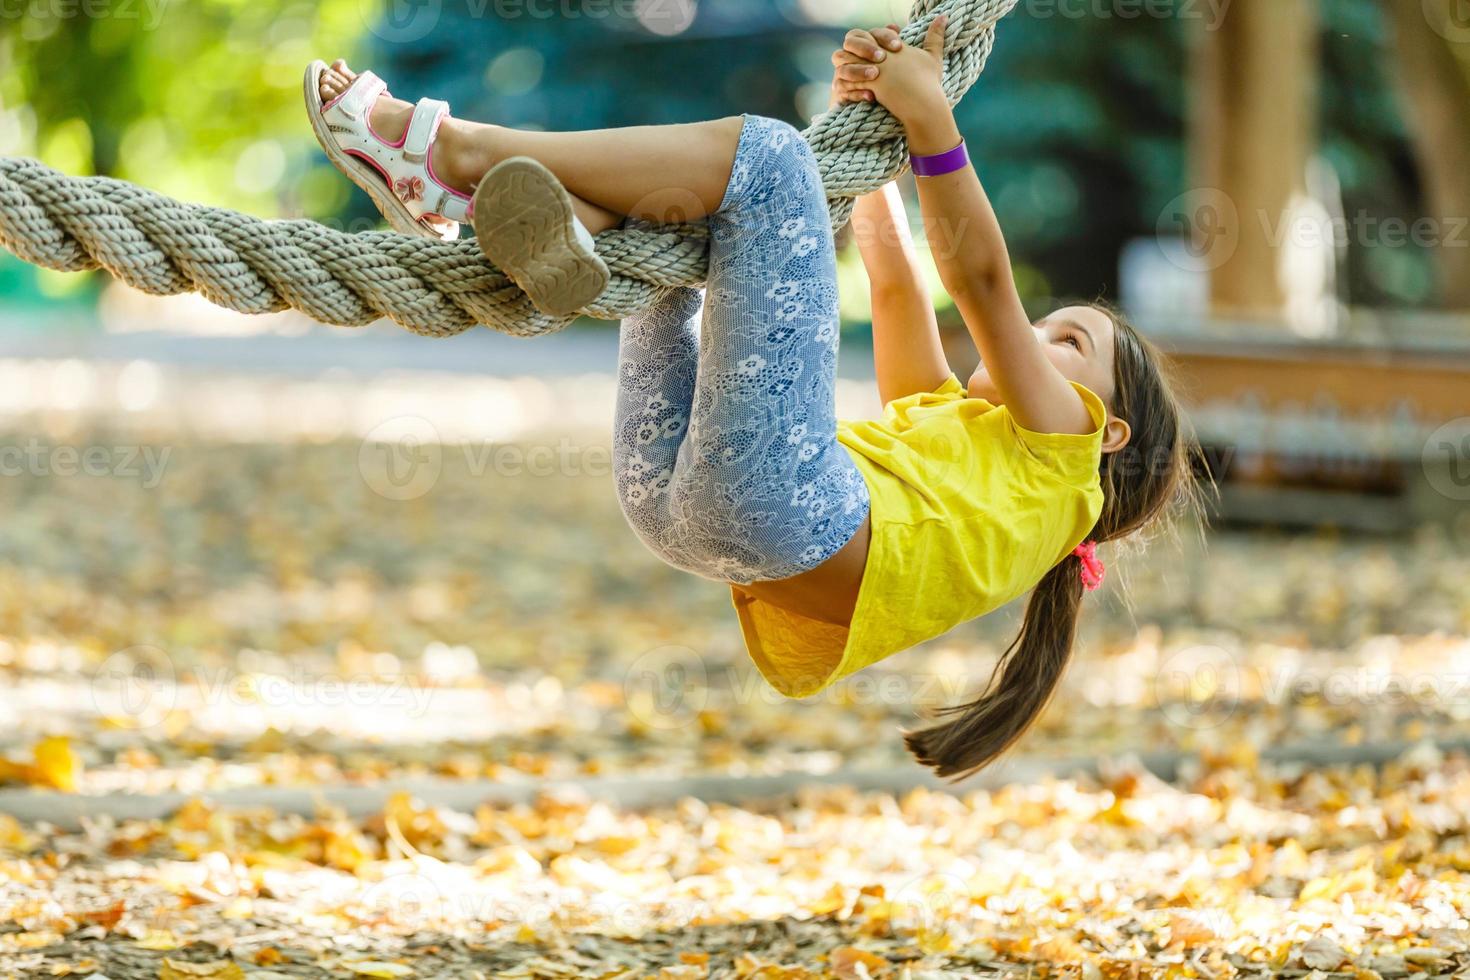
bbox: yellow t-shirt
[731,375,1107,698]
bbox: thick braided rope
[0,0,1016,339]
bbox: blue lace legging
[613,114,870,585]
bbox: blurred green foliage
[0,0,367,217]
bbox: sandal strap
[403,98,449,164]
[427,185,472,224]
[334,70,386,122]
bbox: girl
[305,17,1194,779]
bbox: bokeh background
[2,1,1470,976]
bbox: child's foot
[472,156,610,317]
[305,58,481,240]
[317,61,418,174]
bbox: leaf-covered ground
[4,749,1470,978]
[1,362,1468,977]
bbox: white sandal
[303,60,472,242]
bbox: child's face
[966,305,1118,407]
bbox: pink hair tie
[1073,541,1105,592]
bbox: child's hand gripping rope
[828,18,952,128]
[829,24,903,108]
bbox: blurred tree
[957,6,1189,311]
[1317,0,1422,310]
[1383,0,1470,310]
[369,0,827,130]
[0,0,366,216]
[1192,0,1319,325]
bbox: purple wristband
[910,139,969,177]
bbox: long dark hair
[904,303,1202,779]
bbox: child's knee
[756,117,818,178]
[721,116,821,217]
[646,286,704,323]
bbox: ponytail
[904,558,1085,779]
[905,302,1200,780]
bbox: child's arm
[865,19,1096,437]
[830,26,950,406]
[852,183,951,406]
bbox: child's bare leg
[318,60,744,234]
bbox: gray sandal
[471,157,610,317]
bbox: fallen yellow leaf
[158,959,245,980]
[829,945,889,979]
[136,930,180,951]
[33,736,81,792]
[344,961,413,978]
[253,947,285,966]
